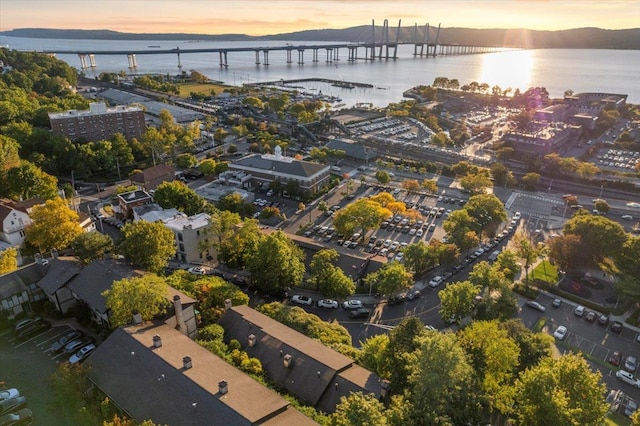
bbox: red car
[608,351,623,367]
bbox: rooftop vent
[248,334,256,347]
[153,335,162,348]
[183,356,192,370]
[132,310,142,324]
[283,354,292,368]
[218,380,228,395]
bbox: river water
[2,36,639,106]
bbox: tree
[70,231,114,264]
[490,163,515,188]
[103,274,170,327]
[547,234,584,272]
[0,134,20,172]
[175,153,197,169]
[403,241,438,277]
[521,172,540,191]
[460,173,492,195]
[383,317,424,394]
[0,247,18,275]
[26,197,83,252]
[439,280,480,323]
[513,354,608,425]
[246,230,305,294]
[358,334,389,377]
[562,214,627,262]
[464,193,508,238]
[217,192,255,218]
[333,199,392,240]
[613,235,640,303]
[199,158,217,176]
[119,221,176,273]
[153,181,207,216]
[401,179,420,194]
[500,319,554,373]
[511,232,539,283]
[469,261,508,291]
[375,170,390,185]
[593,199,610,214]
[309,249,355,299]
[443,209,478,251]
[364,261,413,296]
[421,178,438,193]
[330,392,388,426]
[217,219,263,269]
[494,249,521,281]
[4,161,58,201]
[406,332,482,425]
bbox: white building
[164,213,212,265]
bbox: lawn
[528,260,558,283]
[177,82,230,98]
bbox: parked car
[291,295,313,306]
[0,408,32,425]
[551,298,562,308]
[624,355,638,373]
[64,337,93,355]
[585,311,597,322]
[317,299,338,309]
[349,308,371,319]
[342,300,363,310]
[624,399,639,418]
[616,370,640,388]
[428,276,443,288]
[598,314,609,326]
[0,389,19,402]
[574,305,585,317]
[387,294,405,305]
[50,329,84,353]
[406,289,421,301]
[611,321,624,334]
[13,318,36,335]
[0,396,27,416]
[16,317,51,340]
[553,326,568,340]
[69,343,96,364]
[609,351,624,367]
[187,266,209,275]
[525,301,546,312]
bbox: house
[0,199,38,245]
[86,322,318,425]
[34,257,82,314]
[324,138,377,164]
[219,305,384,414]
[117,189,153,219]
[130,164,176,191]
[227,146,330,194]
[164,213,212,265]
[0,262,47,319]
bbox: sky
[1,0,639,35]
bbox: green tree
[406,331,482,425]
[217,192,255,218]
[499,319,554,373]
[443,209,478,251]
[103,275,170,327]
[464,193,508,238]
[333,198,392,240]
[460,173,492,195]
[198,158,217,176]
[119,221,176,273]
[469,261,508,291]
[246,230,305,294]
[364,261,413,296]
[439,280,480,323]
[614,235,640,303]
[403,241,438,277]
[4,161,58,200]
[153,181,207,216]
[421,178,438,193]
[521,172,541,191]
[358,334,389,378]
[70,231,114,264]
[493,249,521,281]
[0,247,18,274]
[375,170,391,185]
[175,153,197,169]
[217,219,263,269]
[512,232,539,283]
[383,317,424,394]
[593,199,610,214]
[309,249,355,299]
[26,198,83,252]
[513,354,608,425]
[562,214,627,263]
[0,134,20,172]
[547,234,584,272]
[330,392,388,426]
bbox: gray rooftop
[86,323,317,425]
[0,263,45,300]
[231,154,328,179]
[36,257,82,295]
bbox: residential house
[117,189,153,220]
[35,257,83,314]
[0,263,47,319]
[164,213,212,264]
[219,305,384,414]
[86,322,318,425]
[130,164,176,191]
[0,198,40,245]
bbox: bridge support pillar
[127,54,137,69]
[78,54,88,69]
[255,51,260,65]
[297,49,304,65]
[333,48,339,62]
[325,48,333,63]
[286,49,292,64]
[347,46,357,62]
[219,51,228,68]
[88,54,96,67]
[312,48,319,62]
[262,50,269,66]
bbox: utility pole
[71,170,77,212]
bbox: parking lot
[1,323,83,425]
[597,148,640,171]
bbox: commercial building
[502,121,577,155]
[48,102,146,142]
[228,147,330,194]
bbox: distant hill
[2,26,639,50]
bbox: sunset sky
[1,0,638,35]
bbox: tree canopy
[103,274,170,327]
[26,197,83,252]
[119,220,176,273]
[153,180,208,216]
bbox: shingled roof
[232,154,327,178]
[87,323,318,425]
[218,305,382,413]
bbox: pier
[40,20,517,70]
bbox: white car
[553,325,568,340]
[574,305,585,317]
[317,299,338,309]
[69,343,96,364]
[187,266,209,275]
[428,276,443,288]
[291,295,313,306]
[0,388,19,401]
[616,370,640,388]
[342,300,363,310]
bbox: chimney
[51,248,59,259]
[224,299,232,310]
[248,334,256,347]
[132,310,142,324]
[218,380,228,395]
[173,295,187,334]
[183,356,192,370]
[283,354,292,368]
[153,335,162,348]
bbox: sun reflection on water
[478,50,534,93]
